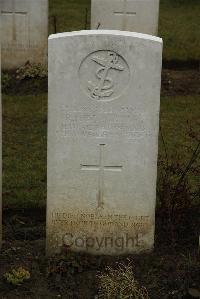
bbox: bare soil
[0,208,199,299]
[162,69,200,97]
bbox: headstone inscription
[0,0,48,69]
[47,30,162,256]
[91,0,160,36]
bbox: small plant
[2,72,12,90]
[4,267,30,286]
[16,62,47,80]
[97,262,149,299]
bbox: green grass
[49,0,200,61]
[159,0,200,61]
[159,96,200,157]
[49,0,90,33]
[158,96,200,189]
[3,94,199,208]
[3,94,47,208]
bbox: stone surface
[0,0,48,69]
[91,0,160,36]
[47,30,162,256]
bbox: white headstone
[0,0,48,69]
[47,30,162,256]
[91,0,160,36]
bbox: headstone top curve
[48,30,163,44]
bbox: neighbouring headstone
[47,30,162,256]
[0,0,48,69]
[91,0,160,36]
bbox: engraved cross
[1,0,27,41]
[114,0,136,30]
[81,144,122,209]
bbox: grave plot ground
[0,207,199,299]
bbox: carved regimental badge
[79,50,130,102]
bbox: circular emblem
[79,50,130,102]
